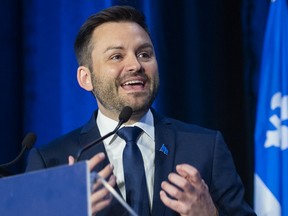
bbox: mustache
[118,71,148,84]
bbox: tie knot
[117,126,143,143]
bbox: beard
[90,71,159,115]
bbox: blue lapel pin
[159,144,169,155]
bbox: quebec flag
[254,0,288,215]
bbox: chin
[120,95,154,112]
[128,102,151,113]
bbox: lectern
[0,162,91,216]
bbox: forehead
[91,22,153,50]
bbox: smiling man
[26,6,256,216]
[76,21,159,123]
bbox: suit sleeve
[210,132,256,216]
[25,148,47,172]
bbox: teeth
[123,80,144,86]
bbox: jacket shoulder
[37,127,83,167]
[153,108,218,136]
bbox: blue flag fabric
[254,0,288,215]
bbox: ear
[77,66,93,91]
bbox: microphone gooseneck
[75,106,133,162]
[0,132,37,177]
[0,132,37,169]
[0,132,36,168]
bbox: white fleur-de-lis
[264,92,288,150]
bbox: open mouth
[122,80,144,86]
[121,79,146,91]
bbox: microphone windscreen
[21,132,37,149]
[119,106,133,123]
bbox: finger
[161,180,183,200]
[159,190,175,207]
[160,190,186,214]
[176,164,202,185]
[91,187,111,205]
[92,165,114,192]
[91,188,113,215]
[88,152,105,171]
[91,176,116,214]
[107,174,116,187]
[92,172,116,192]
[177,165,210,201]
[91,198,112,215]
[98,163,114,180]
[91,176,115,204]
[167,172,190,191]
[68,155,75,165]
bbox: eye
[137,51,152,61]
[110,54,123,61]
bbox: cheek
[145,63,158,79]
[96,62,124,77]
[93,67,120,84]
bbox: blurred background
[0,0,272,209]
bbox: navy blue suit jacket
[26,109,255,216]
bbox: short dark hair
[74,5,150,68]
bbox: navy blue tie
[117,126,151,216]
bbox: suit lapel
[78,111,109,169]
[151,111,176,216]
[78,111,126,215]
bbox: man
[26,5,256,216]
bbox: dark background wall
[0,0,270,207]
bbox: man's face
[89,22,159,119]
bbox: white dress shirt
[96,109,155,208]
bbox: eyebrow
[137,43,154,51]
[103,43,154,54]
[103,46,124,54]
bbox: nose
[125,54,142,72]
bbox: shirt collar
[96,109,155,144]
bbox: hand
[160,164,217,216]
[68,153,116,216]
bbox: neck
[126,109,148,125]
[98,106,148,125]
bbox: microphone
[75,106,133,161]
[0,132,37,177]
[0,132,37,168]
